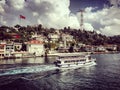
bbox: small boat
[54,52,96,68]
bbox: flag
[20,15,26,19]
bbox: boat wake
[0,65,59,76]
[0,62,96,77]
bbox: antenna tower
[79,10,85,30]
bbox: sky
[70,0,109,13]
[0,0,120,36]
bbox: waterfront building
[4,44,15,58]
[14,43,22,51]
[27,40,45,56]
[84,45,93,52]
[95,45,106,52]
[105,44,117,51]
[0,42,6,59]
[12,43,25,58]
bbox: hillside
[0,25,120,46]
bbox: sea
[0,53,120,90]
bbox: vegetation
[0,25,120,47]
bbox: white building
[95,45,106,52]
[62,34,73,42]
[105,45,117,51]
[4,44,15,57]
[14,43,22,51]
[27,40,45,56]
[61,34,74,48]
[0,43,6,58]
[48,33,60,43]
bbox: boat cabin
[54,52,93,67]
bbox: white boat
[54,52,96,68]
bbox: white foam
[0,65,59,76]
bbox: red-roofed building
[27,40,45,56]
[8,33,21,40]
[27,40,43,44]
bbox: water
[0,54,120,90]
[0,57,49,64]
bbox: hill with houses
[0,24,120,59]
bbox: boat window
[6,54,8,56]
[58,61,61,63]
[88,56,91,60]
[80,59,85,61]
[64,61,67,63]
[71,61,74,62]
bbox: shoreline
[0,51,120,59]
[92,51,120,54]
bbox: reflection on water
[0,54,120,90]
[0,57,56,65]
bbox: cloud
[0,0,119,36]
[79,4,120,36]
[0,5,4,14]
[0,0,80,29]
[84,23,94,31]
[109,0,120,7]
[6,0,25,10]
[100,25,120,36]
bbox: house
[12,43,24,58]
[84,45,92,52]
[95,45,106,52]
[62,34,73,42]
[61,33,74,48]
[14,43,22,51]
[0,42,6,59]
[4,44,15,58]
[9,33,21,40]
[32,33,47,42]
[27,40,45,56]
[0,41,22,59]
[105,44,117,51]
[48,33,60,43]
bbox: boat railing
[58,57,86,61]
